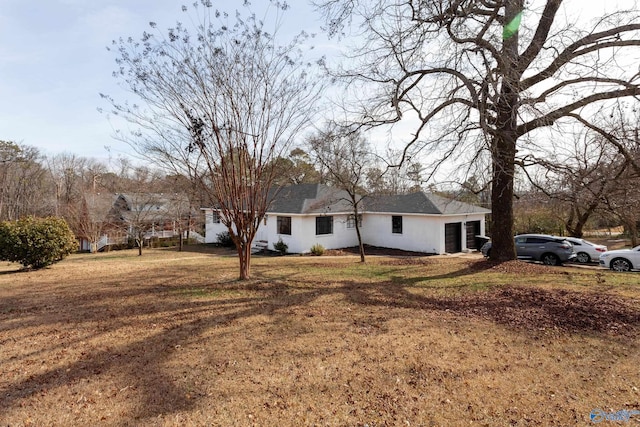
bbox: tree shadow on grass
[1,263,639,423]
[0,273,327,422]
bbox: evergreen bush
[216,231,235,247]
[0,216,78,269]
[273,238,288,255]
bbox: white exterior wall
[204,208,487,254]
[203,209,228,244]
[361,212,487,254]
[204,209,361,253]
[271,213,360,253]
[362,213,444,254]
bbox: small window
[277,216,291,235]
[210,211,221,224]
[392,216,402,234]
[347,214,362,229]
[316,216,333,235]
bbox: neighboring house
[77,193,203,251]
[203,184,490,254]
[109,193,202,241]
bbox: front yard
[1,248,639,426]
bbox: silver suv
[481,234,576,265]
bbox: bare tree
[603,183,640,246]
[529,133,627,237]
[0,141,50,220]
[364,161,425,195]
[72,192,115,253]
[112,192,165,256]
[525,101,640,237]
[165,173,204,251]
[314,0,640,261]
[308,128,372,262]
[104,2,323,279]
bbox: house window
[277,216,291,235]
[316,216,333,235]
[347,214,362,229]
[392,216,403,234]
[210,211,221,224]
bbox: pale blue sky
[0,0,328,161]
[1,0,635,164]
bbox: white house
[203,184,490,255]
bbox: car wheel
[576,252,591,263]
[541,253,560,266]
[610,258,632,272]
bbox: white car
[563,237,607,263]
[599,245,640,272]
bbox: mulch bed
[322,244,435,257]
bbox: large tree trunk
[490,135,517,261]
[489,0,522,262]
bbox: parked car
[562,237,607,263]
[481,234,576,266]
[599,245,640,272]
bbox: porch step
[251,240,269,253]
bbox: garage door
[466,221,481,249]
[445,222,462,253]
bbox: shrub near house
[0,216,77,269]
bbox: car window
[570,240,582,246]
[515,237,526,244]
[526,237,548,244]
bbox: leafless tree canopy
[0,141,50,221]
[314,0,640,260]
[104,2,324,278]
[308,128,372,261]
[527,103,640,239]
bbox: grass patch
[0,248,639,426]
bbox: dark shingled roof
[364,192,490,215]
[267,184,355,214]
[266,184,489,215]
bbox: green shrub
[310,243,325,256]
[0,216,78,269]
[216,231,235,247]
[273,238,288,255]
[0,221,18,262]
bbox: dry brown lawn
[1,247,639,426]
